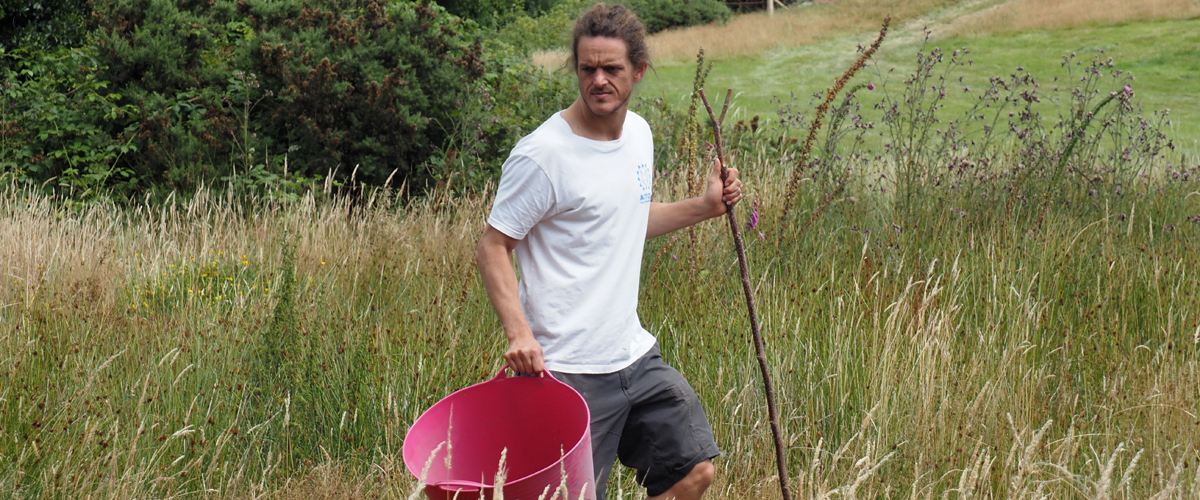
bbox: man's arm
[475,224,545,374]
[647,160,743,239]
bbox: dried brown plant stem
[686,50,714,291]
[776,16,891,240]
[699,88,793,500]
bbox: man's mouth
[592,90,613,99]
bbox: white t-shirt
[487,110,658,374]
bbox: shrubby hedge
[0,0,730,199]
[1,0,575,198]
[434,0,525,27]
[0,0,90,52]
[0,48,140,195]
[91,0,495,191]
[626,0,732,34]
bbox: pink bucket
[402,367,596,500]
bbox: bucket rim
[402,366,592,488]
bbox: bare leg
[647,461,715,500]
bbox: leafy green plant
[0,0,89,53]
[490,0,590,55]
[434,0,527,27]
[0,0,577,200]
[81,0,498,193]
[0,47,139,197]
[430,56,576,193]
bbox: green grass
[3,9,1200,500]
[638,18,1200,148]
[2,145,1199,498]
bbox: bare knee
[677,461,714,498]
[690,460,715,489]
[650,460,716,500]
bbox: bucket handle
[433,479,485,493]
[493,364,561,382]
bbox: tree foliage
[85,0,488,189]
[0,0,90,52]
[433,0,527,27]
[1,0,576,198]
[0,48,140,196]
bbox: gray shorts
[552,345,720,499]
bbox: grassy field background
[2,154,1198,499]
[3,0,1200,498]
[619,0,1200,147]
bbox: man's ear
[633,62,648,83]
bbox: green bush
[0,0,577,198]
[626,0,732,34]
[85,0,245,192]
[85,0,491,191]
[0,0,90,53]
[0,48,140,196]
[433,0,526,27]
[491,0,591,55]
[431,57,576,191]
[242,0,488,187]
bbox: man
[475,4,741,499]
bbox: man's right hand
[505,331,545,375]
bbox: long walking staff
[699,88,793,500]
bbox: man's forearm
[476,235,532,340]
[476,225,545,373]
[646,197,722,239]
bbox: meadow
[3,115,1200,499]
[3,0,1200,499]
[625,0,1200,146]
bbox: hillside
[602,0,1200,147]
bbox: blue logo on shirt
[636,163,652,203]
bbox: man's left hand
[646,159,745,239]
[705,159,742,218]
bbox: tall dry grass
[647,0,956,62]
[3,145,1198,498]
[949,0,1200,37]
[0,186,494,499]
[5,2,1200,499]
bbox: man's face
[574,36,647,117]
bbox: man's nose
[594,70,609,87]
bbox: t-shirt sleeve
[487,154,555,240]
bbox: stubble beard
[582,87,631,118]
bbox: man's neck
[562,98,627,141]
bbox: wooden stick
[699,88,793,500]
